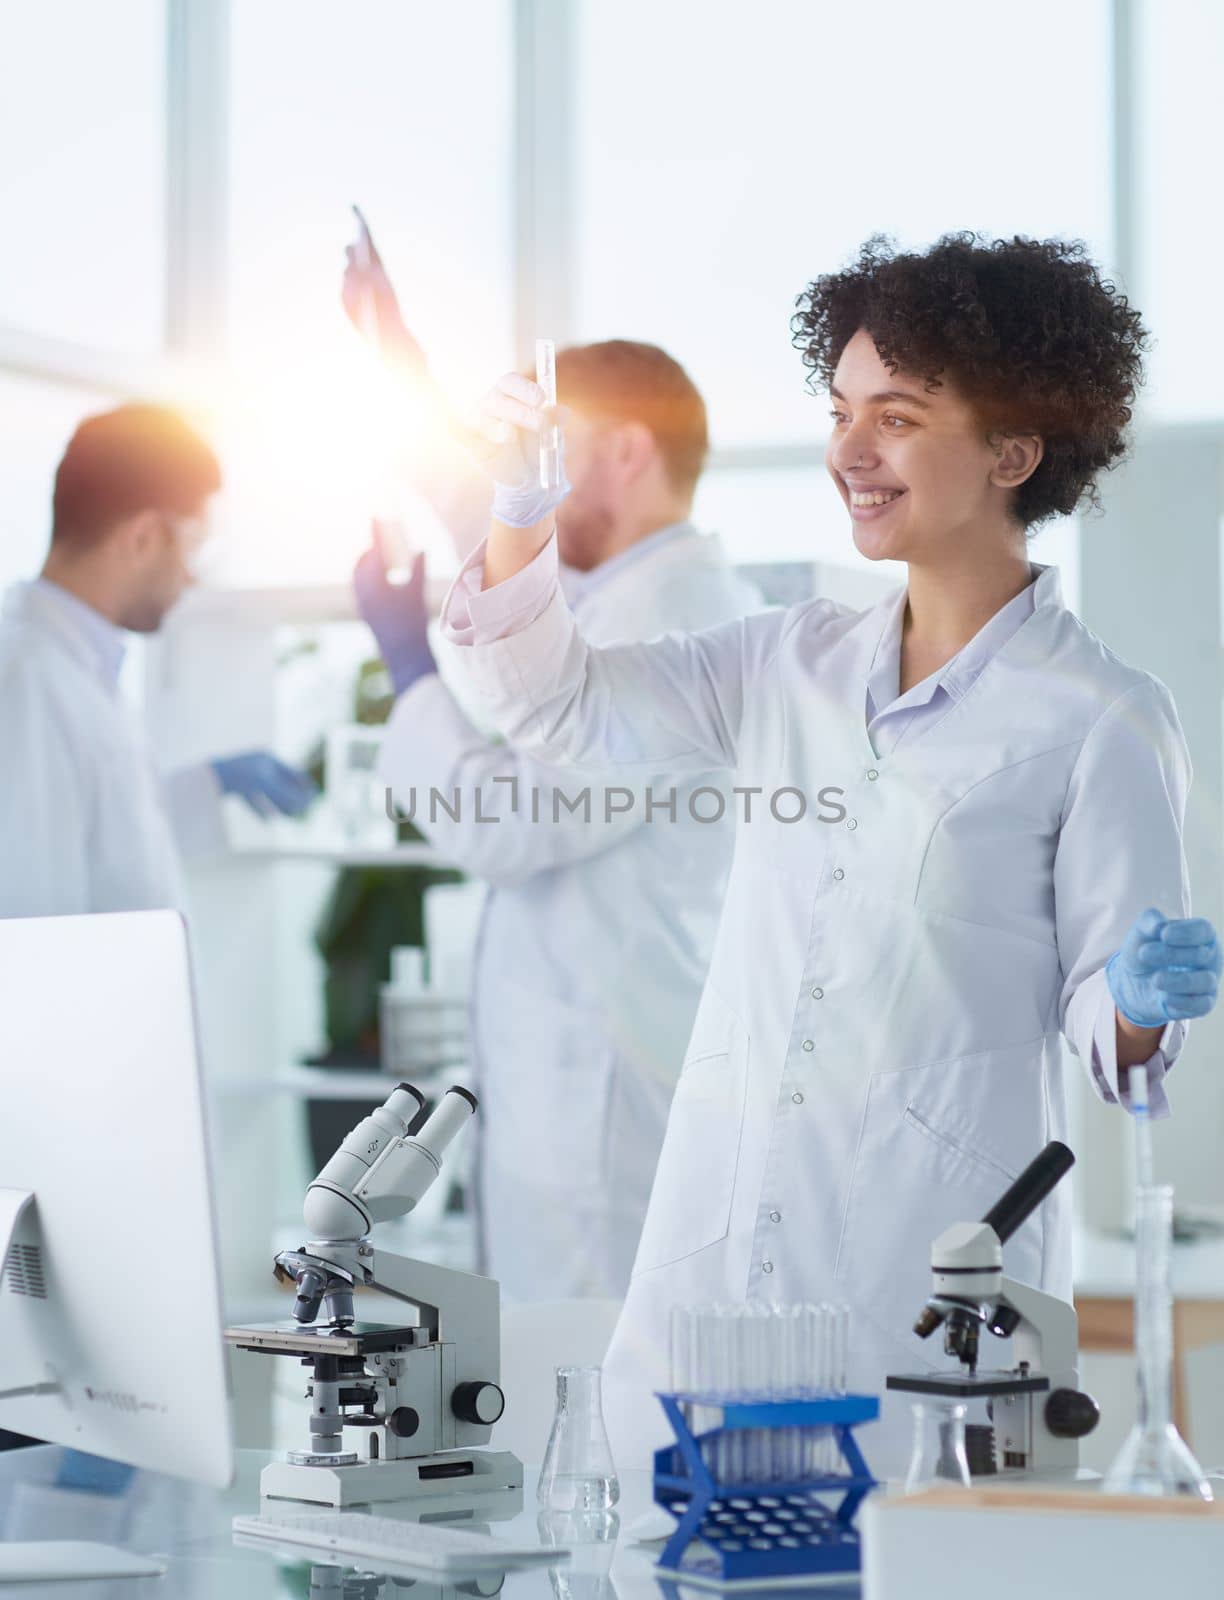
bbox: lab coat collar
[5,580,128,691]
[560,521,696,605]
[863,562,1053,717]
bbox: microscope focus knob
[387,1406,420,1439]
[1045,1387,1100,1439]
[452,1380,505,1426]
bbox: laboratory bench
[0,1447,670,1600]
[6,1444,1224,1600]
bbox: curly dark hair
[792,233,1147,528]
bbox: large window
[0,0,166,352]
[0,0,165,591]
[575,0,1113,452]
[221,0,515,586]
[1134,0,1224,418]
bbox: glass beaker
[1104,1184,1212,1499]
[903,1401,972,1493]
[537,1366,620,1513]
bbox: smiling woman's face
[824,328,1017,566]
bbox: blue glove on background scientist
[353,543,436,695]
[212,751,317,819]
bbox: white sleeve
[437,534,762,778]
[0,666,85,917]
[441,532,560,646]
[1055,679,1191,1116]
[381,675,652,889]
[161,763,228,858]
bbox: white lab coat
[439,551,1191,1474]
[379,526,760,1299]
[0,582,223,918]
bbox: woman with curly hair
[432,234,1221,1473]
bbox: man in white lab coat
[0,404,316,919]
[348,291,759,1298]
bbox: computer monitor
[0,909,233,1488]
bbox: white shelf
[228,841,454,868]
[215,1064,467,1101]
[171,574,456,627]
[1075,1224,1224,1301]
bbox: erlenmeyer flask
[1105,1184,1212,1499]
[538,1506,618,1600]
[537,1366,620,1513]
[903,1401,972,1493]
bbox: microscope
[886,1140,1099,1480]
[226,1083,522,1507]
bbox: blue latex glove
[1106,907,1222,1026]
[463,373,571,528]
[212,752,317,818]
[353,542,436,695]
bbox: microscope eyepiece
[981,1140,1074,1245]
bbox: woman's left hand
[1107,907,1222,1026]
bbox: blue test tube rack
[652,1390,879,1583]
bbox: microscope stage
[224,1321,423,1358]
[887,1371,1050,1398]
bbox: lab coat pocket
[835,1044,1042,1368]
[633,987,750,1273]
[900,1105,1019,1187]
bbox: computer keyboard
[232,1510,568,1573]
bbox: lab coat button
[769,1209,782,1223]
[792,1091,805,1105]
[811,987,824,1000]
[802,1039,814,1051]
[761,1260,774,1274]
[832,868,845,881]
[866,769,879,781]
[847,818,857,830]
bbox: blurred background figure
[0,404,315,919]
[346,233,761,1299]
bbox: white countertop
[1074,1225,1224,1301]
[0,1447,685,1600]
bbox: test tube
[822,1303,851,1476]
[777,1304,805,1482]
[536,338,563,492]
[374,514,417,588]
[828,1303,849,1394]
[741,1303,771,1483]
[352,205,381,349]
[668,1305,695,1478]
[1130,1059,1155,1191]
[354,206,416,587]
[669,1304,695,1394]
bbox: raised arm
[434,372,765,777]
[439,533,754,778]
[342,213,493,558]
